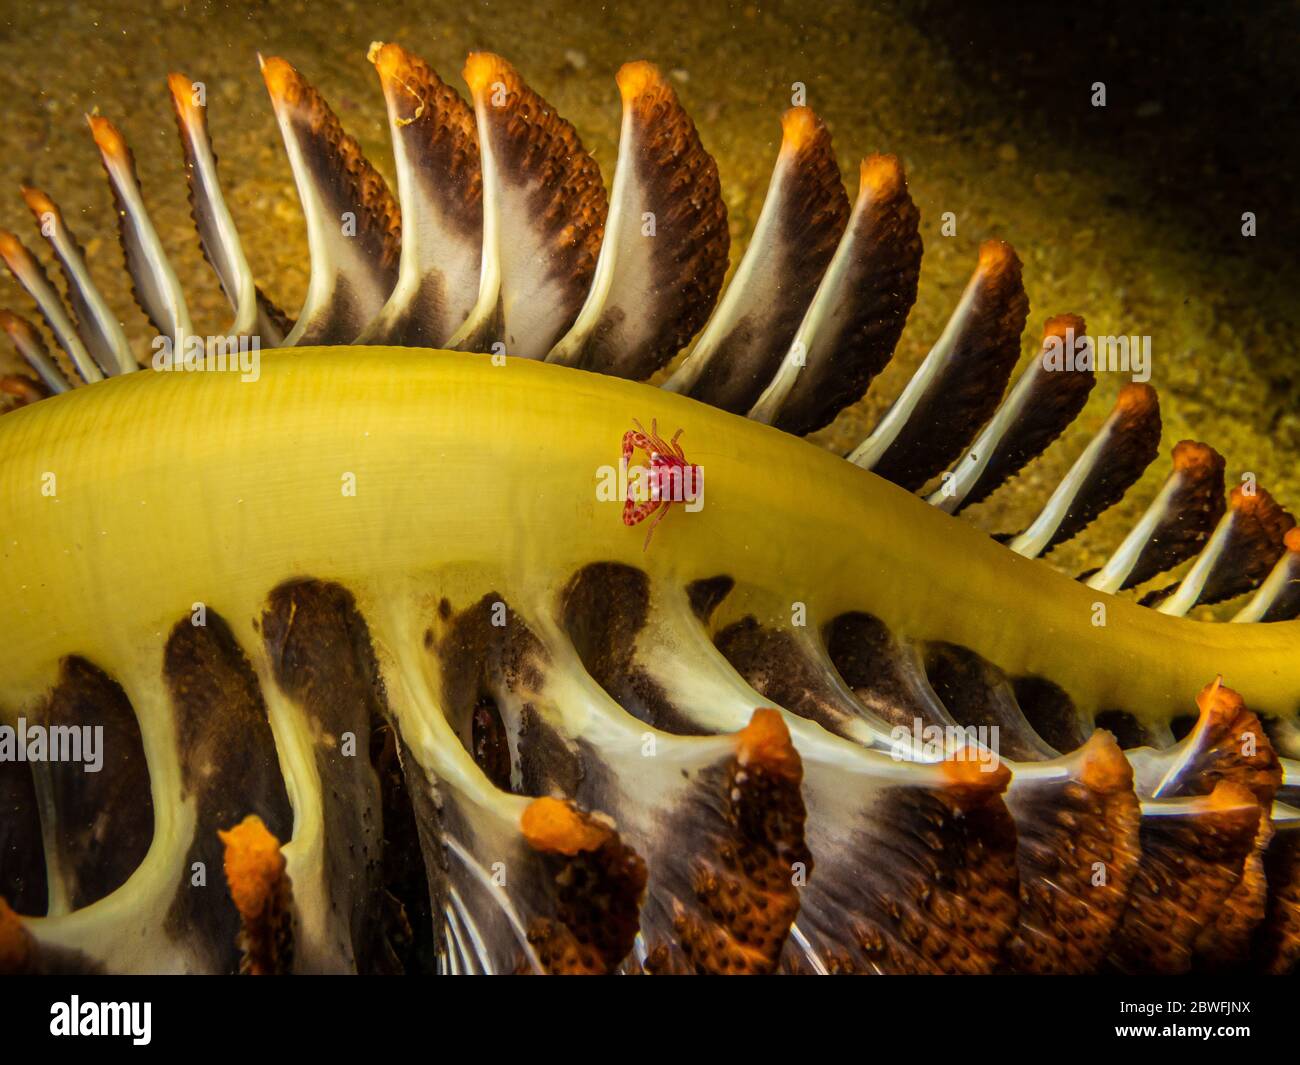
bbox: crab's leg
[641,500,671,549]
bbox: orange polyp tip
[1195,676,1244,730]
[977,238,1017,273]
[941,753,1011,792]
[1228,482,1277,511]
[1078,729,1132,793]
[616,60,662,102]
[859,153,904,196]
[86,114,128,162]
[0,310,35,342]
[19,185,57,218]
[736,707,802,782]
[521,797,611,856]
[1116,381,1157,414]
[1042,312,1086,341]
[219,814,285,921]
[1171,439,1220,473]
[0,897,31,972]
[464,51,508,96]
[779,106,820,151]
[369,41,410,83]
[1285,527,1300,553]
[166,71,195,103]
[166,72,205,121]
[1206,779,1257,812]
[0,229,26,262]
[259,55,303,105]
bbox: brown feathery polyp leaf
[167,72,287,346]
[87,114,196,353]
[357,43,482,349]
[751,153,923,436]
[0,308,69,392]
[448,51,607,358]
[0,229,102,381]
[1149,485,1297,614]
[18,185,135,373]
[848,239,1029,491]
[1008,382,1162,557]
[260,55,401,346]
[549,61,728,381]
[1234,528,1300,622]
[1085,440,1226,593]
[928,314,1095,513]
[664,106,849,412]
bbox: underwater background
[0,0,1295,604]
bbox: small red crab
[621,418,704,549]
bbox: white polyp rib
[546,97,635,365]
[270,103,345,348]
[1155,509,1235,616]
[1085,469,1183,594]
[179,113,261,341]
[100,152,194,354]
[448,885,496,975]
[360,94,423,341]
[747,182,868,424]
[37,209,134,374]
[445,88,504,351]
[5,321,70,392]
[925,350,1045,513]
[661,144,796,395]
[1231,548,1298,622]
[1008,410,1120,558]
[846,267,981,469]
[5,247,102,382]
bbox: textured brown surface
[1110,782,1261,974]
[521,797,646,974]
[1041,381,1163,552]
[41,656,154,910]
[461,51,606,356]
[1004,732,1141,973]
[644,709,810,974]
